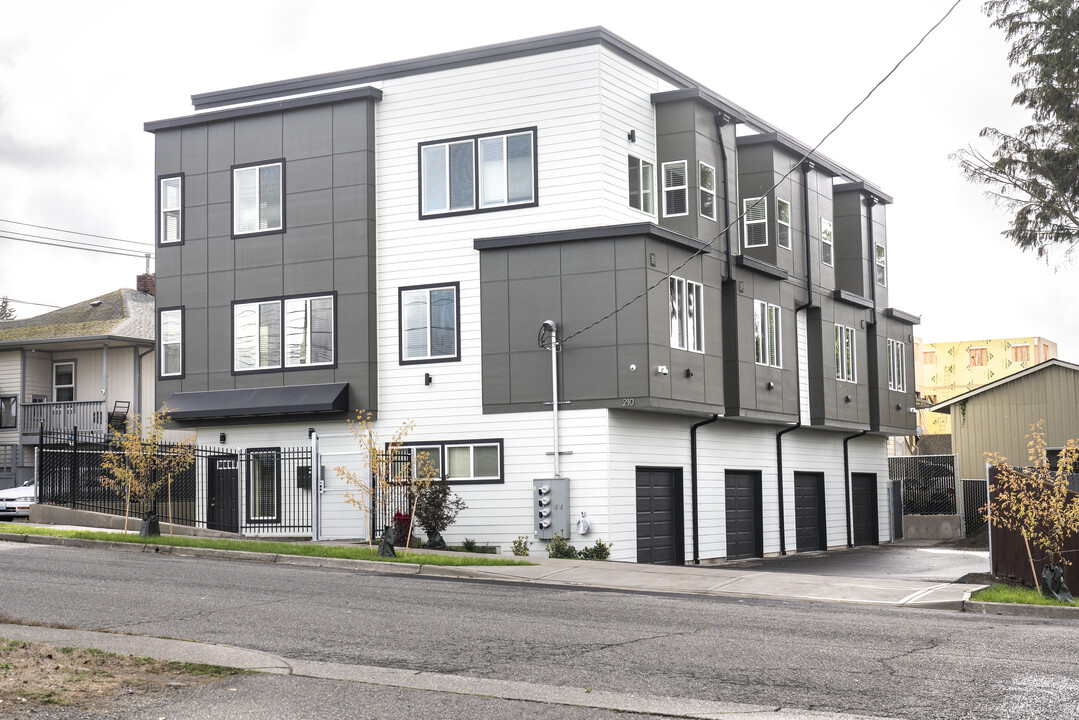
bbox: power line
[2,297,61,309]
[0,218,151,248]
[0,227,153,256]
[561,0,963,347]
[0,233,149,259]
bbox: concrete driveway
[723,540,991,584]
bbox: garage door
[851,473,879,547]
[725,471,762,560]
[794,472,825,552]
[636,467,683,565]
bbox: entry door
[851,473,879,547]
[725,471,762,560]
[635,467,684,565]
[208,456,240,533]
[794,472,826,552]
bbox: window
[399,440,503,484]
[821,218,834,266]
[969,347,988,367]
[233,161,283,236]
[888,339,906,392]
[284,296,335,367]
[743,197,767,248]
[53,362,74,402]
[923,350,937,365]
[754,300,781,367]
[0,396,15,429]
[875,243,887,286]
[396,445,443,480]
[699,162,716,220]
[420,129,535,217]
[158,174,183,245]
[669,277,704,352]
[662,161,688,217]
[628,156,654,214]
[1011,344,1030,362]
[234,294,335,372]
[776,198,791,249]
[399,283,459,364]
[834,325,856,383]
[159,308,183,378]
[247,448,279,522]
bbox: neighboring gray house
[0,280,156,487]
[929,358,1079,481]
[144,28,918,562]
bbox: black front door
[851,473,879,547]
[209,456,239,533]
[794,472,826,552]
[635,467,684,565]
[725,471,762,560]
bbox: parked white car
[0,480,36,519]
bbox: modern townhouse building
[144,27,917,563]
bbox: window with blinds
[420,129,535,217]
[232,162,283,236]
[743,197,768,248]
[662,160,688,217]
[399,283,459,364]
[247,449,279,522]
[398,440,503,484]
[159,175,183,245]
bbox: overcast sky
[1,0,1074,357]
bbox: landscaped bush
[546,532,578,559]
[578,538,612,561]
[414,477,467,540]
[511,536,531,556]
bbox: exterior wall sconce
[425,373,432,386]
[657,365,669,376]
[628,129,636,142]
[308,427,316,438]
[895,404,903,412]
[685,369,694,378]
[844,395,852,403]
[766,381,775,390]
[219,432,226,444]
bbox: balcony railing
[21,401,107,435]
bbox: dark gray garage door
[794,472,826,552]
[636,467,683,565]
[725,471,762,560]
[851,473,879,547]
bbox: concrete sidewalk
[0,526,983,610]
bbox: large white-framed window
[662,160,688,217]
[669,277,704,352]
[835,324,856,383]
[447,442,502,482]
[888,339,906,392]
[158,174,183,245]
[53,362,75,402]
[247,447,280,523]
[284,296,335,368]
[821,218,834,266]
[399,283,459,364]
[233,161,283,236]
[875,243,887,286]
[743,197,768,248]
[420,128,535,217]
[776,198,791,249]
[754,300,781,367]
[628,156,654,214]
[699,162,716,220]
[234,301,282,371]
[159,308,184,378]
[0,396,15,429]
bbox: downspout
[714,113,734,281]
[541,320,560,477]
[690,414,719,565]
[843,430,868,547]
[866,194,878,311]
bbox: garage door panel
[636,467,683,565]
[852,473,878,547]
[725,471,761,560]
[794,472,825,552]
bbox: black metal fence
[38,429,312,536]
[961,478,988,535]
[888,455,958,516]
[370,450,417,541]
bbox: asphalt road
[2,542,1077,720]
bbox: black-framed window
[419,128,537,218]
[232,160,284,237]
[159,307,184,379]
[398,283,460,364]
[246,447,280,523]
[157,173,184,246]
[233,293,336,373]
[397,439,504,484]
[0,396,15,429]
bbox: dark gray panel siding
[870,314,916,434]
[807,297,872,430]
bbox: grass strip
[0,523,533,567]
[970,583,1078,607]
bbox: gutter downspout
[541,320,560,477]
[690,414,719,564]
[843,430,868,547]
[867,194,878,312]
[714,113,734,282]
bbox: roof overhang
[163,383,349,421]
[0,335,155,352]
[928,358,1079,413]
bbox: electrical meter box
[533,477,569,540]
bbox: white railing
[21,401,107,435]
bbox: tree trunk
[1024,535,1041,593]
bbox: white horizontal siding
[0,351,20,446]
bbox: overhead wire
[0,218,151,247]
[560,0,963,347]
[0,233,149,259]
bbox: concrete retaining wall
[29,505,241,539]
[902,514,962,540]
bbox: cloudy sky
[1,0,1074,356]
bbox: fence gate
[888,455,958,516]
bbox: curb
[963,599,1079,620]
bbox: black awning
[164,383,349,420]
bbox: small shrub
[578,538,612,561]
[414,476,467,536]
[391,511,415,547]
[546,531,577,559]
[461,537,479,553]
[511,536,531,556]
